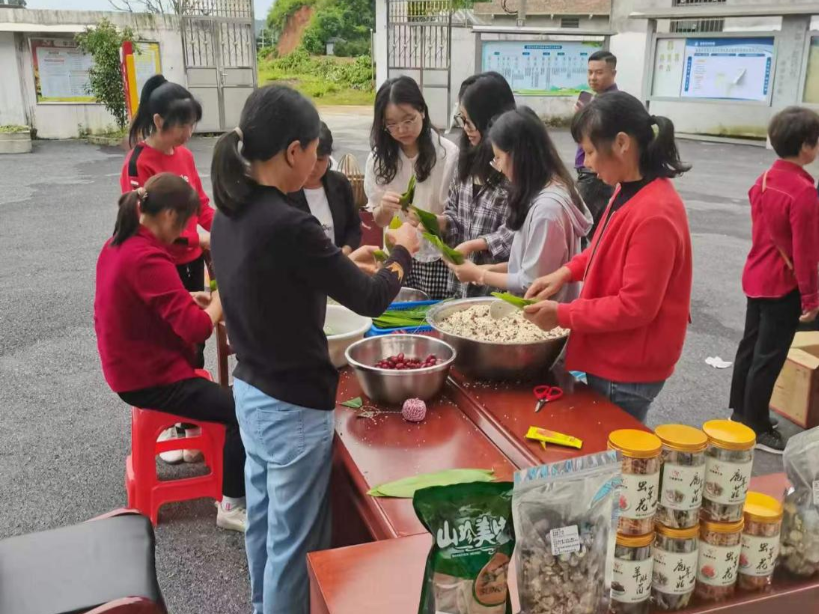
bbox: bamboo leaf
[373,249,388,263]
[341,397,364,409]
[491,292,536,309]
[411,205,441,238]
[398,175,416,210]
[368,468,496,498]
[421,232,465,265]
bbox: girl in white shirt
[365,76,459,299]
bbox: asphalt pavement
[0,109,798,613]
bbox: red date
[375,353,439,370]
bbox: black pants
[176,256,206,370]
[120,377,246,498]
[729,291,801,434]
[577,169,614,247]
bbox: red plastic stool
[125,369,225,526]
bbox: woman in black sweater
[209,85,418,614]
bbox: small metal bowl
[394,287,430,303]
[345,334,456,405]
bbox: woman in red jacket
[94,173,246,532]
[729,107,819,454]
[524,92,693,423]
[122,75,212,462]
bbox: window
[670,0,725,33]
[561,17,580,29]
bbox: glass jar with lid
[738,491,783,591]
[608,429,663,536]
[655,424,707,529]
[652,523,699,611]
[701,420,755,523]
[610,532,654,614]
[695,519,744,602]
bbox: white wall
[1,9,187,139]
[0,31,27,126]
[375,0,388,88]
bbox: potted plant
[0,125,32,154]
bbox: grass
[0,125,31,134]
[258,54,375,106]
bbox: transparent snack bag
[780,427,819,577]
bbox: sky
[26,0,275,21]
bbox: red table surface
[334,370,516,540]
[310,473,819,614]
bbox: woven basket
[337,153,367,209]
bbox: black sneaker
[730,414,779,431]
[755,430,786,455]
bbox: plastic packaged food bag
[779,427,819,577]
[512,451,622,614]
[414,481,515,614]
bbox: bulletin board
[30,38,96,103]
[803,36,819,104]
[651,36,775,103]
[133,42,162,97]
[481,40,603,96]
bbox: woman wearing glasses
[365,76,459,299]
[437,72,517,297]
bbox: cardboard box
[771,332,819,429]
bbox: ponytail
[112,191,141,246]
[111,173,200,246]
[211,129,252,217]
[571,91,691,181]
[643,115,690,179]
[211,85,320,217]
[128,74,203,147]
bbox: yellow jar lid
[744,492,783,523]
[608,429,662,458]
[702,519,744,534]
[656,523,699,540]
[616,532,655,548]
[655,424,708,452]
[702,420,756,450]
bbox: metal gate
[182,0,257,132]
[386,0,453,128]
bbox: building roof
[473,0,610,17]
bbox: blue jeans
[233,379,335,614]
[586,375,665,424]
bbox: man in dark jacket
[289,122,363,253]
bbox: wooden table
[311,473,819,614]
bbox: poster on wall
[652,38,686,97]
[681,37,774,101]
[481,41,603,96]
[803,36,819,104]
[31,38,95,103]
[133,42,162,97]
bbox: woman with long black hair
[365,76,458,299]
[209,85,418,614]
[524,92,693,424]
[436,72,516,297]
[447,107,592,300]
[121,75,212,463]
[94,173,246,532]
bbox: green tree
[75,19,135,129]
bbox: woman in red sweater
[122,75,212,462]
[524,92,693,423]
[94,173,246,532]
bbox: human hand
[407,209,421,228]
[349,245,379,276]
[525,267,571,301]
[446,259,482,284]
[379,192,403,217]
[455,239,487,257]
[190,291,212,309]
[198,231,211,250]
[387,222,420,255]
[800,307,819,323]
[523,300,560,331]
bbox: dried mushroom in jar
[608,430,662,536]
[655,424,707,530]
[695,520,743,603]
[651,524,699,611]
[610,533,653,614]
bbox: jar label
[661,463,705,511]
[612,557,653,604]
[549,525,581,556]
[704,458,752,505]
[697,542,741,587]
[652,547,698,595]
[740,534,779,577]
[619,472,661,520]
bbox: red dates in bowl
[375,353,439,370]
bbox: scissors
[534,385,564,413]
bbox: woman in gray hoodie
[448,107,592,301]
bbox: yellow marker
[526,426,583,450]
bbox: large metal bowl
[345,335,456,405]
[426,297,568,381]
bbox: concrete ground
[0,108,797,613]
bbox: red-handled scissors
[534,385,564,413]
